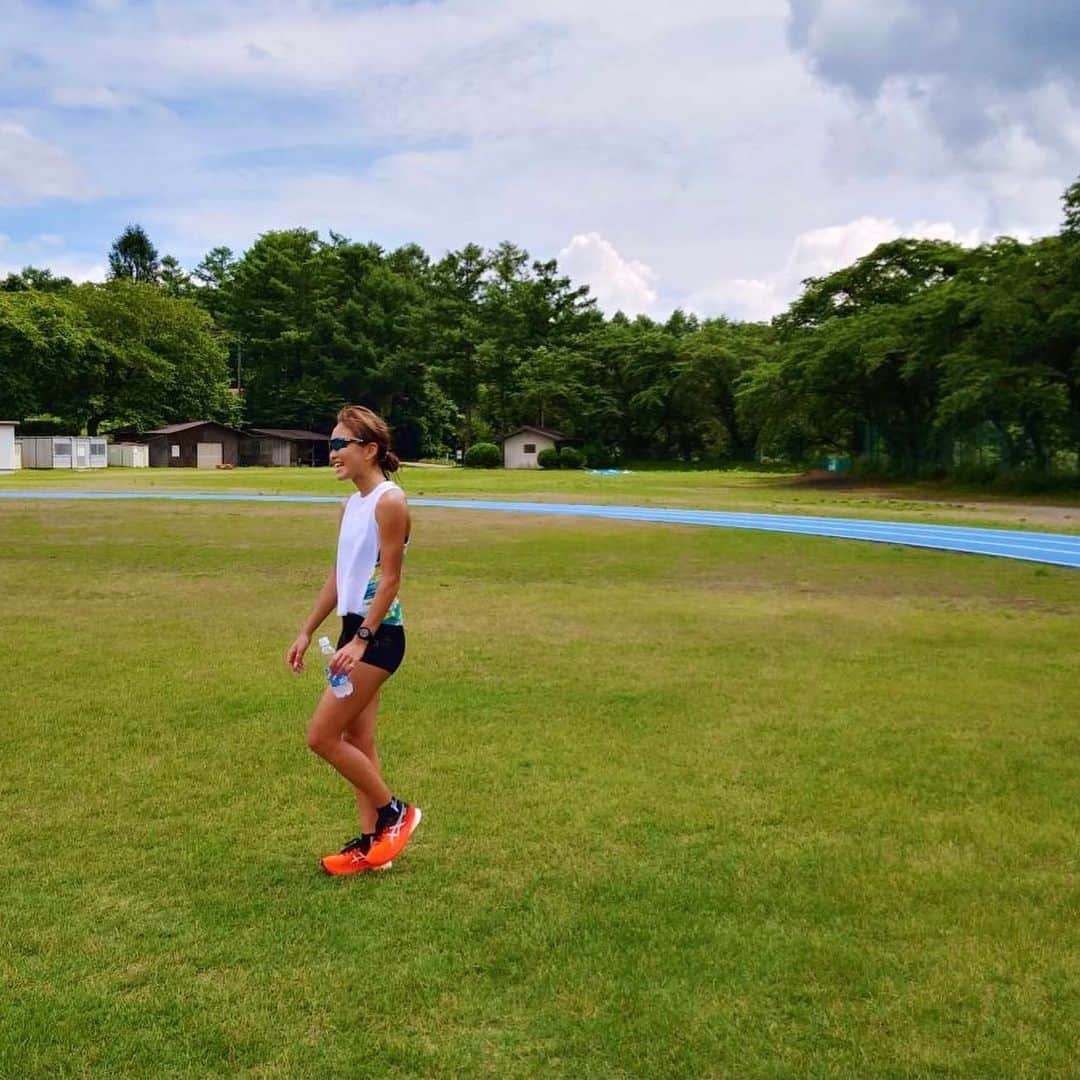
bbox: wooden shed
[242,427,329,467]
[144,421,245,468]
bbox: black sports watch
[354,626,375,646]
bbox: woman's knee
[306,720,338,758]
[343,730,376,758]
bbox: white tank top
[336,480,401,616]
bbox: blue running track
[2,490,1078,569]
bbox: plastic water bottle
[318,636,353,698]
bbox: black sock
[375,797,404,833]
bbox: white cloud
[0,122,88,206]
[557,233,658,316]
[0,252,106,282]
[51,87,136,110]
[786,216,980,282]
[48,256,107,282]
[683,278,784,324]
[0,229,103,283]
[678,280,773,321]
[686,216,981,321]
[0,0,1076,313]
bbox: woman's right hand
[287,632,311,673]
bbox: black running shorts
[337,614,406,675]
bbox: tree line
[2,176,1078,477]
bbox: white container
[20,436,74,469]
[0,422,18,471]
[108,443,149,468]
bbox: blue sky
[2,0,1079,318]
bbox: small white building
[20,436,73,469]
[0,421,19,472]
[84,437,108,468]
[107,442,150,468]
[501,425,565,469]
[19,435,108,469]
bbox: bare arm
[299,567,337,636]
[286,502,345,672]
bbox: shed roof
[501,425,565,443]
[247,427,328,442]
[145,421,248,437]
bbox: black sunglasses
[328,437,369,451]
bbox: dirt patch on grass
[780,473,1080,527]
[789,469,862,488]
[915,498,1078,527]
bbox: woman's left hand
[328,638,366,677]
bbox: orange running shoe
[320,836,393,876]
[365,804,422,868]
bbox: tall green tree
[191,245,237,325]
[68,281,236,433]
[476,242,531,436]
[932,238,1078,468]
[778,238,970,333]
[677,319,773,459]
[107,224,160,284]
[474,243,599,436]
[0,291,106,425]
[351,242,436,457]
[159,255,193,299]
[760,238,977,469]
[1061,175,1080,240]
[424,244,488,448]
[226,229,332,426]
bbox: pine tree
[107,224,160,284]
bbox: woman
[286,405,421,875]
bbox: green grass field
[1,471,1078,1078]
[5,462,1080,532]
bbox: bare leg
[344,690,381,833]
[306,664,392,807]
